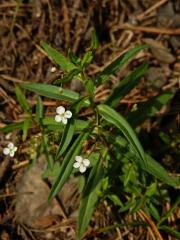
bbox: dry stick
[136,0,168,21]
[0,3,32,8]
[139,210,163,240]
[113,24,180,35]
[1,74,23,83]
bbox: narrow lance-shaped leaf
[105,63,148,107]
[20,82,83,103]
[56,119,75,159]
[127,92,173,128]
[48,132,89,202]
[15,84,31,113]
[54,68,81,85]
[97,104,146,167]
[95,45,148,85]
[22,118,32,141]
[42,117,89,132]
[35,96,43,124]
[77,160,104,239]
[144,154,177,187]
[158,226,180,239]
[0,121,24,133]
[91,30,99,51]
[41,41,76,72]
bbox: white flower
[55,106,72,124]
[3,142,17,157]
[73,156,90,173]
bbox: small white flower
[73,156,90,173]
[3,142,17,157]
[55,106,72,124]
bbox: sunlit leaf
[41,41,76,72]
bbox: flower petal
[83,159,90,167]
[62,117,67,124]
[73,162,80,168]
[75,156,83,163]
[79,165,86,173]
[55,115,62,122]
[9,151,15,157]
[3,148,10,155]
[64,110,72,119]
[56,106,65,114]
[8,142,14,149]
[13,147,17,152]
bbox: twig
[112,24,180,35]
[1,74,24,83]
[139,210,163,240]
[136,0,168,21]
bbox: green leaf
[108,194,123,207]
[68,49,81,65]
[54,68,81,85]
[43,135,54,169]
[145,183,157,197]
[0,121,24,133]
[42,118,89,132]
[127,92,173,128]
[98,104,146,167]
[149,203,160,221]
[35,96,43,124]
[158,197,180,226]
[48,132,89,202]
[15,84,31,113]
[81,51,93,68]
[159,226,180,239]
[20,82,83,103]
[95,45,148,85]
[56,119,75,159]
[41,41,76,72]
[77,161,104,239]
[145,154,177,187]
[105,63,148,107]
[91,31,99,51]
[22,118,32,141]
